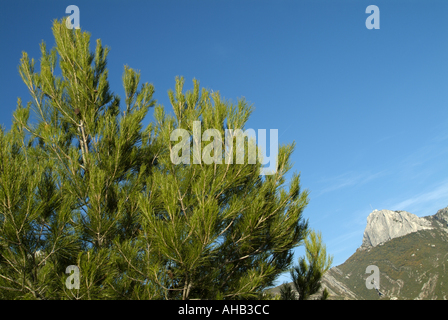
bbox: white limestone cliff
[361,209,433,249]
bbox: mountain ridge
[268,206,448,300]
[360,208,434,250]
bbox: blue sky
[1,0,447,287]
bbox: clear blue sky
[1,0,447,287]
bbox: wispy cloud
[325,229,365,266]
[317,170,385,196]
[396,125,448,181]
[388,178,448,216]
[399,144,448,172]
[327,229,363,249]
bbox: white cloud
[317,170,385,196]
[327,229,363,249]
[389,179,448,216]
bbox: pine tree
[0,18,310,300]
[280,230,333,300]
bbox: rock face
[361,209,433,249]
[267,206,448,300]
[318,267,360,300]
[289,206,448,300]
[434,207,448,226]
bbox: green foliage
[327,221,448,300]
[0,18,310,300]
[279,282,297,300]
[320,288,329,300]
[280,230,333,300]
[304,230,333,274]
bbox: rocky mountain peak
[435,206,448,225]
[361,209,433,249]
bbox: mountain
[360,209,433,249]
[268,206,448,300]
